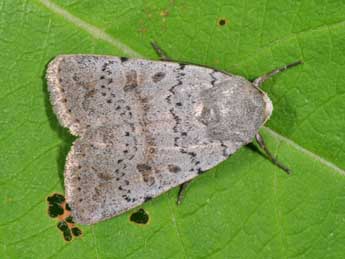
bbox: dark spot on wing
[137,164,155,185]
[85,89,96,98]
[152,72,166,83]
[124,70,138,91]
[137,164,152,171]
[97,172,114,181]
[120,57,128,62]
[168,164,181,173]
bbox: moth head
[197,77,270,142]
[261,91,273,123]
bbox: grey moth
[46,46,301,224]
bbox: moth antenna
[150,41,172,61]
[253,60,303,88]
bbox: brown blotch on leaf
[160,10,169,17]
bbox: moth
[46,42,302,224]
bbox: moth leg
[255,132,291,174]
[150,41,172,61]
[253,60,303,88]
[176,180,192,205]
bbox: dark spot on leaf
[218,18,227,26]
[129,208,149,224]
[63,228,73,242]
[48,203,64,218]
[47,193,65,205]
[57,221,69,232]
[65,216,74,223]
[71,227,82,237]
[65,203,71,211]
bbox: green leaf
[1,0,345,258]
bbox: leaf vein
[37,0,142,58]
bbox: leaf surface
[1,0,345,258]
